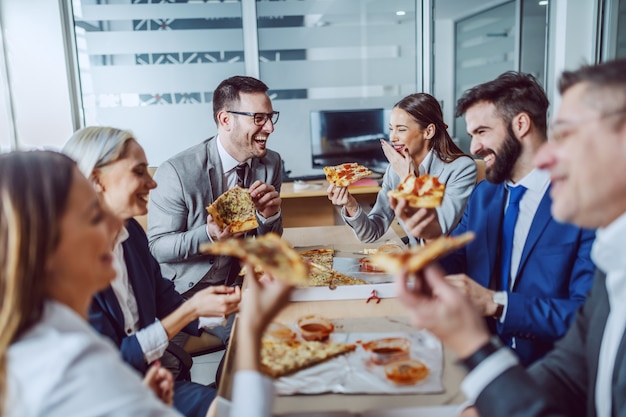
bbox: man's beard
[485,125,522,183]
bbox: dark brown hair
[212,76,270,124]
[455,71,549,137]
[394,93,469,162]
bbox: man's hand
[249,180,281,219]
[381,139,414,178]
[391,197,443,241]
[327,184,359,217]
[143,361,174,406]
[459,406,481,417]
[190,285,242,317]
[395,263,490,358]
[206,214,242,241]
[445,274,498,317]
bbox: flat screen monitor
[310,108,390,173]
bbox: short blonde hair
[62,126,135,179]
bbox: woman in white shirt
[63,126,242,417]
[0,150,183,416]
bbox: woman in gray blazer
[328,93,477,245]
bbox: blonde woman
[63,127,242,417]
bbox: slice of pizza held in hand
[371,232,475,275]
[206,186,258,233]
[199,233,310,286]
[324,163,372,187]
[387,173,445,208]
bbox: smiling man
[438,72,595,366]
[147,76,283,343]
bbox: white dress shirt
[111,228,225,363]
[591,212,626,417]
[498,169,550,324]
[229,370,274,417]
[7,300,179,416]
[111,227,169,364]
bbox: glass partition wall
[69,0,419,177]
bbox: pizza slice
[387,173,445,208]
[199,233,310,286]
[371,232,475,274]
[260,338,356,378]
[206,186,258,233]
[300,248,368,287]
[324,163,372,187]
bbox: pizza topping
[324,163,373,187]
[388,173,445,208]
[300,248,368,287]
[199,233,310,286]
[206,186,258,233]
[260,338,356,378]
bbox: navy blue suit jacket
[441,180,595,365]
[89,218,201,374]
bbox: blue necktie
[500,185,527,292]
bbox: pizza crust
[206,186,258,233]
[371,232,475,274]
[200,233,310,286]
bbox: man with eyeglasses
[394,58,626,417]
[147,75,283,345]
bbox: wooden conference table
[215,226,467,416]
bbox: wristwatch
[460,337,503,371]
[492,291,507,319]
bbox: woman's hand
[391,197,443,241]
[381,139,414,179]
[327,184,359,217]
[191,285,242,318]
[143,360,174,406]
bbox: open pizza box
[214,226,467,416]
[214,302,467,417]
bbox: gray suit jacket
[476,270,626,417]
[343,154,477,244]
[147,136,283,294]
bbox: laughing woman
[0,150,181,415]
[327,93,477,244]
[63,127,242,417]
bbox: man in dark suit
[394,58,626,417]
[397,72,595,366]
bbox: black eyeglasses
[227,111,280,126]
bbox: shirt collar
[418,150,433,175]
[115,226,129,247]
[217,135,250,173]
[592,211,626,271]
[505,168,550,194]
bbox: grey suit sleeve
[147,161,210,263]
[476,271,605,417]
[435,156,477,235]
[342,166,397,243]
[476,365,567,417]
[256,158,283,237]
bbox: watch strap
[459,338,503,372]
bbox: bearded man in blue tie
[395,72,595,366]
